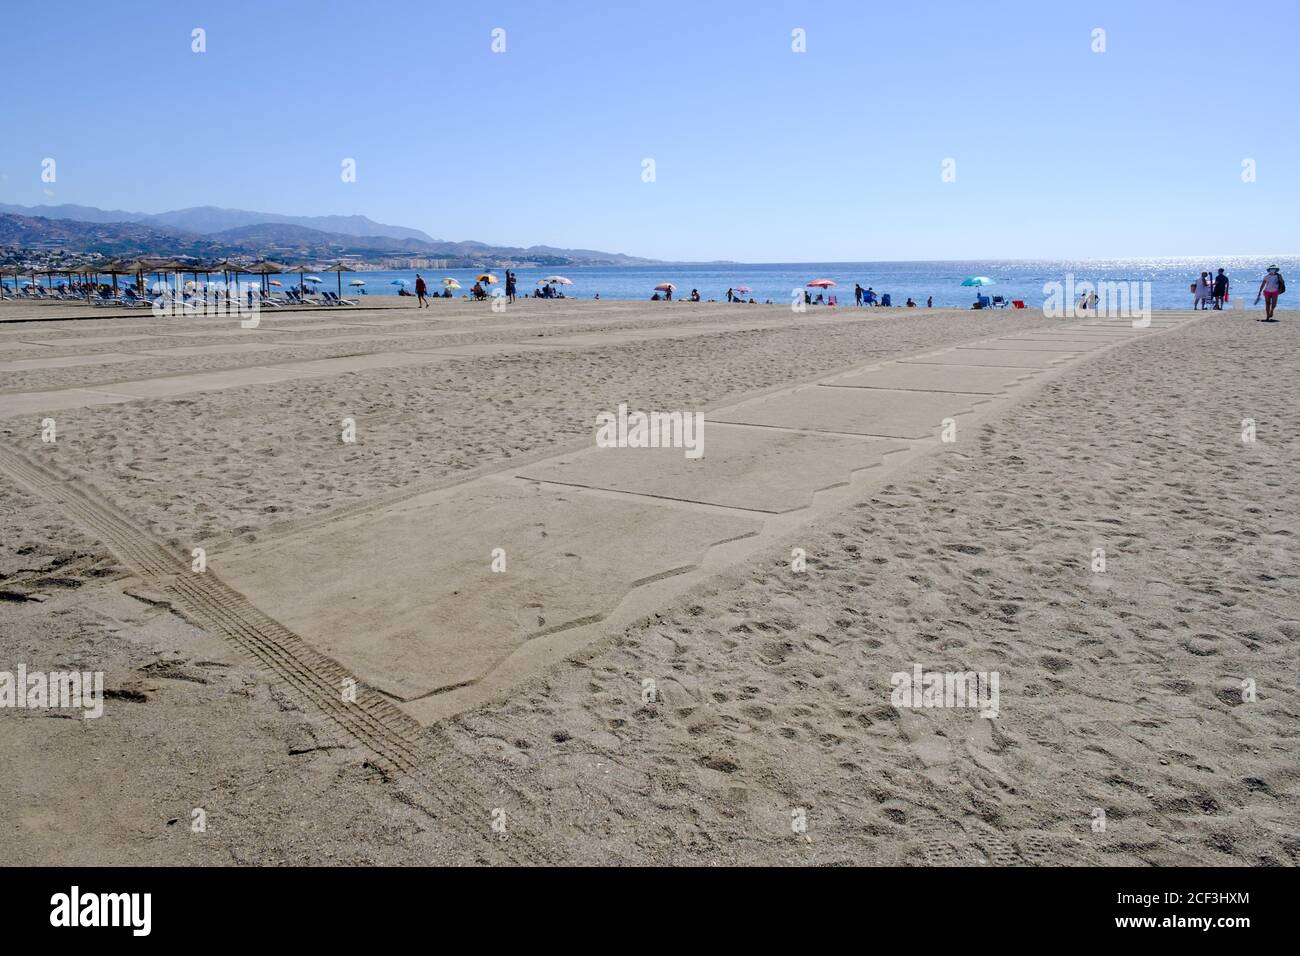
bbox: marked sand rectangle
[271,352,458,376]
[958,338,1094,352]
[712,385,988,439]
[0,352,145,372]
[519,425,907,513]
[996,335,1126,345]
[827,362,1031,394]
[0,387,135,418]
[901,348,1070,368]
[216,482,760,699]
[415,342,580,356]
[14,333,166,347]
[137,343,289,357]
[103,366,309,398]
[537,325,747,347]
[155,323,364,339]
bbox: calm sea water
[9,257,1297,310]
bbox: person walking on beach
[854,283,863,306]
[414,273,428,308]
[1256,265,1286,321]
[1212,268,1229,310]
[505,270,516,303]
[726,287,734,303]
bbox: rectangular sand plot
[519,425,906,513]
[0,388,135,418]
[958,338,1095,352]
[901,348,1070,368]
[0,352,143,372]
[827,362,1030,394]
[711,385,988,439]
[215,481,759,699]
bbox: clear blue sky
[2,0,1296,262]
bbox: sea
[7,257,1297,310]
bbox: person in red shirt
[414,274,428,308]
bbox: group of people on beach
[1191,265,1286,321]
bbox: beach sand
[1,299,1295,865]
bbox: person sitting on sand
[690,288,701,301]
[906,297,916,307]
[1256,265,1286,321]
[651,292,661,301]
[471,281,485,299]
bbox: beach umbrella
[281,263,316,293]
[305,275,323,283]
[734,285,751,294]
[349,279,366,287]
[476,273,498,284]
[391,279,409,285]
[961,276,995,305]
[542,275,573,285]
[442,278,461,289]
[268,280,283,287]
[654,282,676,291]
[244,260,289,294]
[806,279,836,304]
[209,259,246,294]
[318,261,356,299]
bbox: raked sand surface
[0,298,1296,865]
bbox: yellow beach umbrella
[476,273,498,284]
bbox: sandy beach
[1,299,1296,865]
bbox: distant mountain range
[0,203,661,267]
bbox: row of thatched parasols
[2,258,361,298]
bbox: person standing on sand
[506,270,516,303]
[1256,265,1285,321]
[1212,268,1229,310]
[854,284,863,306]
[1194,271,1212,310]
[414,273,428,308]
[927,296,933,308]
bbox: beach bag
[1279,277,1286,294]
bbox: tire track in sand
[0,443,556,864]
